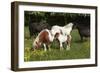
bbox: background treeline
[24,11,90,26]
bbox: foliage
[24,11,90,26]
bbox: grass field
[24,26,90,62]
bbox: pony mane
[64,23,74,28]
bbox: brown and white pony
[32,29,54,51]
[51,23,73,50]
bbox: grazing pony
[32,29,54,51]
[51,23,73,50]
[76,24,90,41]
[73,15,90,41]
[73,22,90,41]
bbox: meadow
[24,26,90,62]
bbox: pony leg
[48,45,51,51]
[66,41,70,50]
[81,36,83,41]
[66,45,70,50]
[46,44,51,51]
[43,44,47,51]
[66,35,71,50]
[60,42,63,50]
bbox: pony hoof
[60,48,64,51]
[66,47,70,51]
[30,47,34,51]
[44,49,47,51]
[49,48,51,51]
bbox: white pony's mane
[64,23,74,28]
[63,23,74,35]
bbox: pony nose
[31,45,37,51]
[30,47,34,51]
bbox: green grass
[24,26,90,62]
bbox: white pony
[51,23,74,50]
[32,29,54,51]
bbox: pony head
[32,36,41,50]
